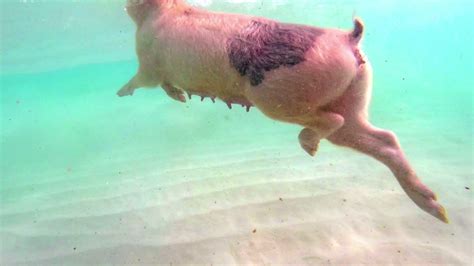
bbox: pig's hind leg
[325,65,448,223]
[328,120,448,223]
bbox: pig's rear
[243,19,367,122]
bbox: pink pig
[117,0,448,223]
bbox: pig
[117,0,448,223]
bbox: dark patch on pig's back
[227,20,323,86]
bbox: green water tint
[0,0,472,264]
[1,0,471,184]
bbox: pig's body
[122,4,360,120]
[117,0,448,223]
[134,10,252,104]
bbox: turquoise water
[1,0,473,264]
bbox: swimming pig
[117,0,448,223]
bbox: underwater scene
[1,0,472,264]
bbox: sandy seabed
[1,123,472,265]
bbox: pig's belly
[166,63,250,104]
[164,61,219,89]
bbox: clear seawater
[1,0,472,264]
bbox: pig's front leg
[117,75,140,97]
[299,128,320,156]
[299,112,345,156]
[162,83,186,103]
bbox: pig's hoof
[167,91,187,103]
[403,181,449,223]
[299,128,320,156]
[301,142,318,156]
[163,84,186,103]
[117,86,134,97]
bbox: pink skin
[117,0,448,223]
